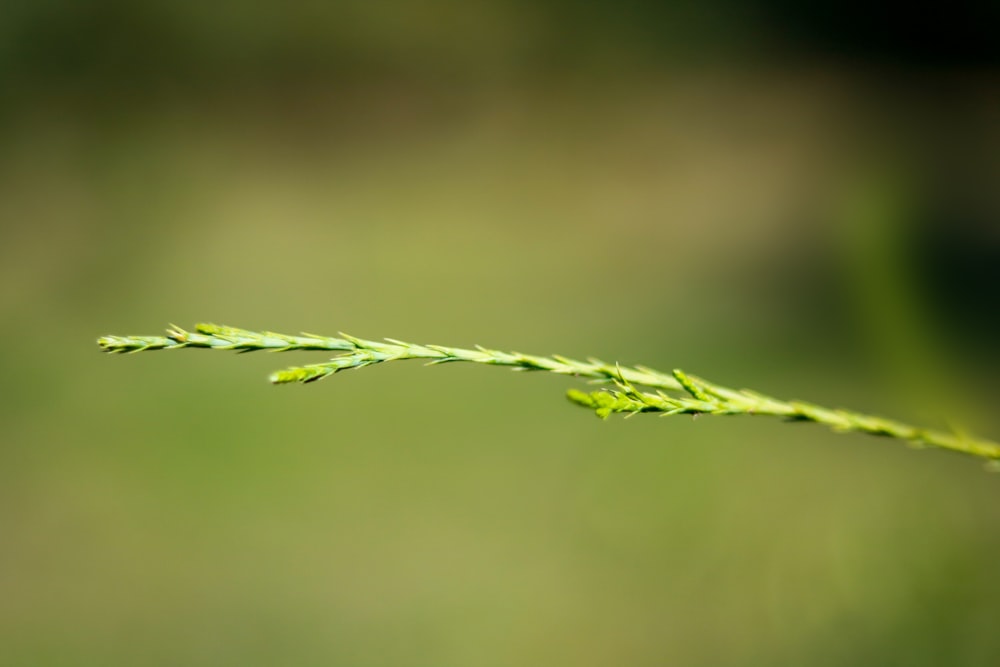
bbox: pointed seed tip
[269,369,300,384]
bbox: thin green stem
[98,323,683,390]
[566,372,1000,463]
[98,323,1000,465]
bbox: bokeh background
[2,2,999,665]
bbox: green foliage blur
[2,2,998,665]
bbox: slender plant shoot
[98,323,1000,466]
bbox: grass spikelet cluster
[98,323,1000,466]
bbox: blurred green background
[2,2,999,665]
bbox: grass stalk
[98,323,1000,466]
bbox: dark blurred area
[1,2,998,666]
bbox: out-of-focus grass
[1,4,999,664]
